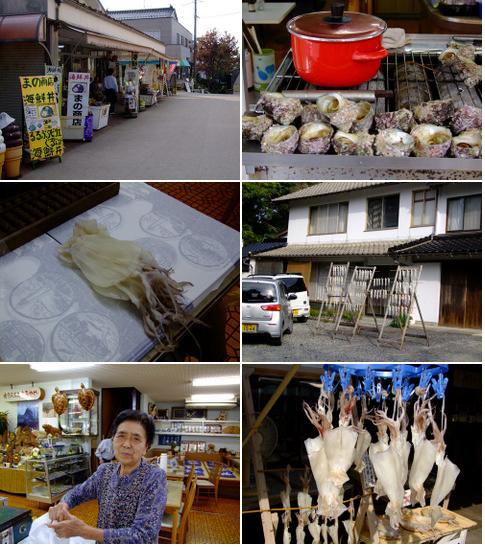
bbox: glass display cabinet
[58,389,99,436]
[25,454,90,504]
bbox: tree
[196,29,239,81]
[242,182,312,245]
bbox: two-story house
[108,7,192,70]
[251,181,481,329]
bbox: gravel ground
[242,320,482,362]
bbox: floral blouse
[62,460,167,544]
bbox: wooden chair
[195,461,223,506]
[159,475,197,544]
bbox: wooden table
[166,466,185,481]
[165,480,183,543]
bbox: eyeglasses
[113,432,145,445]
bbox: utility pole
[192,0,197,80]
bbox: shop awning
[0,14,46,43]
[179,59,191,67]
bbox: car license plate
[242,324,257,332]
[292,309,299,316]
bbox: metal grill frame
[242,34,482,178]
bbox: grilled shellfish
[351,101,374,133]
[332,131,375,156]
[375,129,414,157]
[450,105,482,135]
[317,93,361,132]
[375,109,414,132]
[298,122,333,154]
[261,125,299,154]
[242,114,273,141]
[412,100,454,125]
[301,104,324,124]
[450,129,481,159]
[411,124,452,157]
[257,92,303,125]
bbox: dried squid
[242,114,273,141]
[58,220,192,349]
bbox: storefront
[0,0,173,172]
[0,363,240,544]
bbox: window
[412,189,437,227]
[447,195,481,232]
[367,195,400,230]
[242,282,277,303]
[308,202,348,235]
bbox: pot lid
[287,9,387,42]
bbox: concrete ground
[20,92,240,181]
[455,504,482,544]
[242,319,482,362]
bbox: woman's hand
[48,513,87,538]
[48,502,70,523]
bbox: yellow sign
[19,75,64,160]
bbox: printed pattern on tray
[0,183,240,362]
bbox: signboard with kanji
[3,387,45,402]
[45,64,63,108]
[67,72,90,127]
[19,75,64,161]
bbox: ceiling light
[186,393,236,403]
[192,375,240,387]
[30,363,97,372]
[185,401,237,409]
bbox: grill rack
[266,48,481,112]
[243,35,482,179]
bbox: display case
[25,454,90,504]
[58,389,99,436]
[154,419,240,451]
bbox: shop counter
[0,467,27,495]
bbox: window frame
[365,194,400,231]
[411,189,437,228]
[446,194,482,233]
[307,201,349,236]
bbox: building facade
[108,7,192,68]
[252,181,481,328]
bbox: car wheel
[271,334,282,346]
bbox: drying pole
[192,0,198,81]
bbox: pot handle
[352,48,388,62]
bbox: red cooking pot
[287,2,388,87]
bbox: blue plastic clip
[339,367,352,392]
[431,373,448,400]
[375,381,382,403]
[401,378,415,402]
[392,367,403,394]
[363,368,376,399]
[320,371,336,393]
[418,369,433,391]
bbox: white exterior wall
[413,262,441,323]
[287,182,481,245]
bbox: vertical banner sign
[124,67,139,111]
[45,65,63,109]
[19,75,63,161]
[67,72,90,127]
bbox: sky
[102,0,241,43]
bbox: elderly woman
[48,410,166,544]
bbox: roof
[242,241,287,259]
[108,7,177,21]
[273,182,395,203]
[273,181,477,203]
[389,232,482,256]
[254,240,409,259]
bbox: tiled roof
[108,8,176,20]
[254,240,408,259]
[242,241,287,259]
[389,232,482,256]
[273,182,395,203]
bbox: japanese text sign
[19,75,64,161]
[67,72,90,127]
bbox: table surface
[165,480,183,513]
[242,2,295,24]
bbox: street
[242,320,482,362]
[21,92,240,181]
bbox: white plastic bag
[25,513,95,544]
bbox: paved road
[242,320,482,362]
[21,93,240,181]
